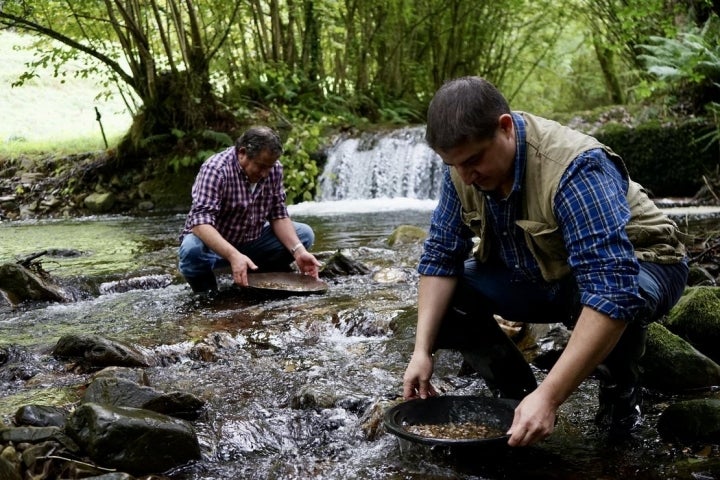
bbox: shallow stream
[1,200,720,479]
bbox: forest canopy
[1,1,719,201]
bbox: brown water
[1,208,719,479]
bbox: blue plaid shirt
[419,113,644,320]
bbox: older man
[178,126,320,293]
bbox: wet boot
[184,272,218,294]
[435,285,537,400]
[593,324,647,433]
[594,371,642,433]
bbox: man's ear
[498,113,513,132]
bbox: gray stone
[84,192,116,213]
[0,262,68,305]
[53,334,155,368]
[66,403,201,474]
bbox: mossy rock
[137,167,196,213]
[387,225,427,247]
[657,399,720,443]
[665,286,720,364]
[641,322,720,392]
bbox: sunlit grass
[0,132,126,159]
[0,30,132,159]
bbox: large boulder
[664,286,720,363]
[657,399,720,443]
[65,402,201,475]
[641,322,720,391]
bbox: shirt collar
[510,112,526,194]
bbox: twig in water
[38,455,117,472]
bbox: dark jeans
[435,258,689,393]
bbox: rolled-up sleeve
[419,167,474,276]
[186,162,224,229]
[554,149,645,321]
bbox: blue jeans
[178,222,315,292]
[436,257,689,391]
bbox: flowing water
[2,130,720,479]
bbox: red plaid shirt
[180,147,289,244]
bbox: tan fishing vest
[450,112,687,281]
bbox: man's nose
[456,164,475,185]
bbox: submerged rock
[66,402,201,474]
[53,334,156,369]
[0,262,68,305]
[320,250,371,278]
[83,376,205,420]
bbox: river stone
[290,384,338,409]
[664,286,720,363]
[0,344,40,382]
[0,426,62,443]
[319,250,371,278]
[84,192,116,213]
[65,402,201,474]
[83,376,205,420]
[687,265,717,286]
[14,405,67,428]
[93,366,150,386]
[0,262,68,305]
[641,322,720,391]
[0,455,21,480]
[657,399,720,443]
[53,334,155,368]
[386,224,427,246]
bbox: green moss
[665,287,720,363]
[595,118,717,197]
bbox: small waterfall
[317,126,444,201]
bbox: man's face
[238,148,278,183]
[438,114,516,197]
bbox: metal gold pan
[384,395,518,447]
[245,272,329,296]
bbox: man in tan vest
[402,76,688,447]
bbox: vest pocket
[516,220,568,259]
[461,210,485,238]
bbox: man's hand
[229,252,258,286]
[294,249,321,278]
[402,351,438,400]
[506,386,557,447]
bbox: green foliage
[281,124,323,204]
[637,18,720,111]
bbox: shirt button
[514,264,520,268]
[503,232,508,236]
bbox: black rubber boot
[184,272,218,293]
[434,284,537,400]
[593,324,647,433]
